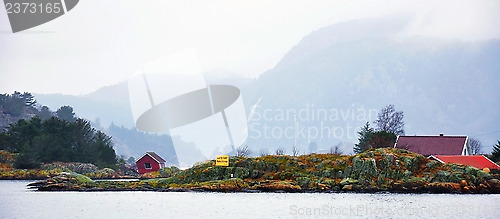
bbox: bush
[13,152,40,169]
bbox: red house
[429,155,500,170]
[394,134,469,156]
[136,152,166,174]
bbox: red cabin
[136,152,166,174]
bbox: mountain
[243,17,500,154]
[35,81,135,129]
[31,16,500,156]
[34,73,253,129]
[33,74,252,165]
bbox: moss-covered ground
[27,148,500,193]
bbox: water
[1,180,499,218]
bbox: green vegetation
[0,150,121,180]
[0,92,36,117]
[28,148,500,194]
[0,91,124,176]
[0,117,117,169]
[354,122,396,154]
[354,105,403,154]
[354,122,374,153]
[492,140,500,162]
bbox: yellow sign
[215,155,229,166]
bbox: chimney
[439,133,444,137]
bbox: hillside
[35,83,135,129]
[29,17,500,157]
[243,17,500,153]
[0,92,48,130]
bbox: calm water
[1,180,499,218]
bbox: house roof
[430,155,500,170]
[137,152,166,164]
[394,135,467,155]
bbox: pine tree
[354,122,374,154]
[56,106,76,122]
[492,140,500,162]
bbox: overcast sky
[1,0,499,95]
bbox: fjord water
[1,181,499,218]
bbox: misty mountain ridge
[33,16,500,156]
[243,17,500,153]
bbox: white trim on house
[428,155,445,164]
[462,136,469,156]
[393,135,400,148]
[136,152,162,164]
[485,156,500,168]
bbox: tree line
[1,91,117,169]
[0,91,37,117]
[354,104,492,157]
[0,117,117,169]
[0,91,75,125]
[353,105,402,154]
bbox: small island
[27,148,500,194]
[1,93,499,194]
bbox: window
[144,162,152,169]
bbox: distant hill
[30,17,500,156]
[0,92,52,130]
[35,81,135,129]
[33,75,251,164]
[106,123,206,166]
[34,73,253,129]
[243,17,500,154]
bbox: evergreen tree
[38,106,52,120]
[492,141,500,162]
[56,106,76,122]
[3,117,117,168]
[369,131,397,148]
[92,131,116,167]
[354,122,374,154]
[14,151,40,169]
[0,92,25,117]
[21,92,36,106]
[13,142,40,169]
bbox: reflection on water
[1,180,499,218]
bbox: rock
[342,184,353,191]
[340,178,358,186]
[425,182,461,193]
[487,179,500,192]
[488,178,499,184]
[28,172,94,191]
[478,183,489,193]
[350,157,378,179]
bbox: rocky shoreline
[27,148,500,194]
